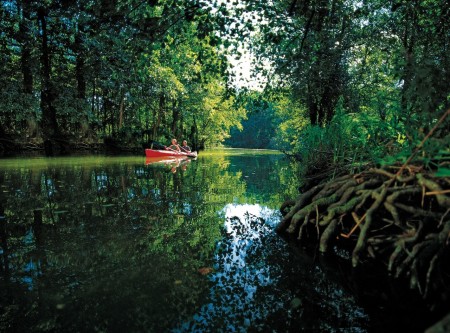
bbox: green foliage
[270,90,309,150]
[183,79,246,148]
[0,0,242,150]
[292,104,449,179]
[216,0,450,171]
[377,117,450,171]
[225,93,278,148]
[292,105,385,177]
[435,166,450,178]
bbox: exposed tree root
[278,164,450,307]
[278,110,450,330]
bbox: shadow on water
[0,150,443,332]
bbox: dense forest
[0,0,247,154]
[1,0,449,158]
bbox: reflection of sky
[172,203,369,332]
[173,204,287,332]
[43,177,56,197]
[19,229,40,291]
[95,173,108,191]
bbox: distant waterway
[0,149,436,332]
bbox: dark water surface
[0,150,437,332]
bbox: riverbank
[277,159,450,332]
[0,137,147,157]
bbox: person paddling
[166,138,181,152]
[180,140,191,152]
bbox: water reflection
[174,204,369,332]
[0,152,302,332]
[0,151,373,332]
[145,156,193,174]
[174,204,287,332]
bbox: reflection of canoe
[145,156,192,173]
[145,149,198,158]
[145,156,188,166]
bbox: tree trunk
[18,0,38,138]
[102,90,112,136]
[19,1,33,95]
[152,94,165,140]
[118,91,125,129]
[75,32,86,100]
[399,2,417,127]
[300,0,346,126]
[38,6,58,140]
[191,115,199,150]
[171,99,179,136]
[92,78,97,116]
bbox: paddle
[166,146,180,152]
[148,140,167,150]
[149,139,183,153]
[180,146,191,153]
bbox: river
[0,149,435,332]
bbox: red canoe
[145,148,197,158]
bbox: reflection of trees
[220,155,301,208]
[0,155,250,331]
[0,153,434,331]
[137,155,248,260]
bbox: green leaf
[434,167,450,178]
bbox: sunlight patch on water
[172,204,287,332]
[222,203,281,226]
